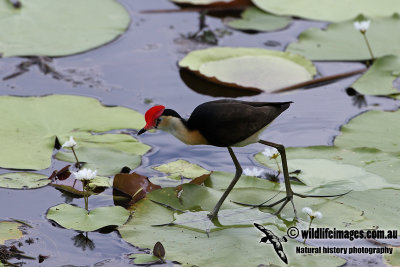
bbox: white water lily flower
[302,207,323,219]
[62,136,77,148]
[72,168,97,181]
[243,167,264,177]
[262,147,279,158]
[354,20,371,32]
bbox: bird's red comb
[144,105,165,129]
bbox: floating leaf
[113,172,161,204]
[0,0,130,57]
[179,47,316,92]
[129,254,160,265]
[286,14,400,61]
[253,0,400,22]
[58,132,150,157]
[0,95,146,170]
[46,204,130,232]
[119,185,346,266]
[0,172,50,189]
[384,247,400,266]
[153,159,211,180]
[171,0,250,7]
[56,147,141,176]
[226,7,291,32]
[351,55,400,97]
[0,221,23,245]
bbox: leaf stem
[362,32,375,62]
[272,68,367,93]
[71,147,80,168]
[303,218,314,244]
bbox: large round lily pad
[46,203,130,232]
[286,14,400,61]
[0,172,50,189]
[0,0,130,57]
[0,95,147,170]
[253,0,400,22]
[179,47,316,92]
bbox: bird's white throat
[157,116,208,145]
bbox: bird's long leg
[258,140,297,217]
[208,147,242,221]
[239,140,350,218]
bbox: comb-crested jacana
[138,100,342,220]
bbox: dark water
[0,0,398,266]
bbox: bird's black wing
[187,100,292,147]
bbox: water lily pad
[286,14,400,61]
[129,254,160,264]
[0,221,23,245]
[58,132,150,156]
[0,172,50,189]
[56,147,141,177]
[46,203,130,231]
[351,55,400,97]
[384,247,400,266]
[172,0,232,4]
[0,95,146,170]
[153,160,211,180]
[119,185,346,266]
[0,0,130,57]
[335,109,400,154]
[179,47,316,92]
[253,0,400,22]
[226,7,291,32]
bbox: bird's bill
[138,128,147,135]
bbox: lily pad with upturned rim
[179,47,316,92]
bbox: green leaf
[56,147,141,176]
[88,176,112,189]
[46,204,130,232]
[384,247,400,266]
[286,14,400,61]
[0,221,23,245]
[226,7,291,32]
[129,254,160,264]
[253,0,400,22]
[351,55,400,96]
[58,132,150,156]
[179,47,316,92]
[153,159,211,180]
[0,0,130,57]
[0,172,50,189]
[171,0,234,5]
[119,185,346,266]
[335,109,400,154]
[0,95,146,170]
